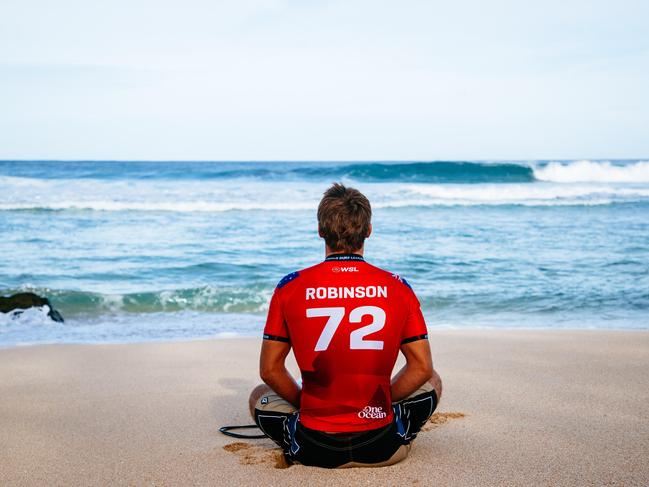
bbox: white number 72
[307,306,385,351]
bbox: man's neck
[325,247,364,258]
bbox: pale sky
[1,0,648,160]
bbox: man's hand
[390,339,433,402]
[259,339,301,408]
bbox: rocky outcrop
[0,292,65,322]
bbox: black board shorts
[254,384,438,469]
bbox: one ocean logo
[358,406,387,419]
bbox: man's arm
[259,339,301,408]
[390,339,433,402]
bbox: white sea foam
[0,305,56,328]
[0,200,315,212]
[534,160,649,183]
[1,187,647,211]
[0,311,265,347]
[403,183,649,206]
[0,175,51,187]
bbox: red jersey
[263,253,429,433]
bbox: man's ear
[366,223,372,238]
[318,225,324,238]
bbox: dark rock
[0,292,65,323]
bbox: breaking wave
[1,160,536,183]
[0,286,274,317]
[533,160,649,183]
[4,160,647,184]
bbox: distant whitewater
[2,160,649,212]
[1,160,648,346]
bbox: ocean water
[1,160,648,346]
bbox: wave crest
[534,160,649,183]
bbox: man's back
[263,253,428,432]
[252,183,440,468]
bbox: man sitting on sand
[249,183,442,468]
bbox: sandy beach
[1,330,648,486]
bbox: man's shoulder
[363,261,414,291]
[275,271,301,290]
[273,262,323,290]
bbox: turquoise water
[1,160,648,346]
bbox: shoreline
[2,329,648,485]
[3,325,649,350]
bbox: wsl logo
[332,266,359,273]
[358,405,387,419]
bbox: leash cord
[219,424,267,439]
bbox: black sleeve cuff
[401,334,429,344]
[263,334,290,343]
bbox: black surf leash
[219,424,267,439]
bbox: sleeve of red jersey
[262,288,290,343]
[401,285,429,344]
